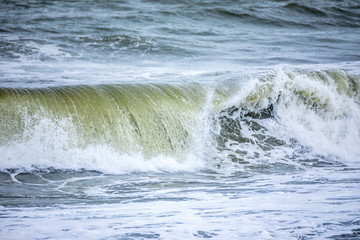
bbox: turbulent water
[1,1,360,239]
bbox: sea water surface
[1,0,360,239]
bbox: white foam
[0,142,206,174]
[0,115,206,173]
[2,171,359,240]
[270,68,360,162]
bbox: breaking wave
[1,68,359,173]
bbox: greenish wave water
[1,83,206,158]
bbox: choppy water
[1,0,360,239]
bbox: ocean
[1,0,360,239]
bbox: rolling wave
[0,69,359,172]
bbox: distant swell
[284,3,327,16]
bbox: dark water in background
[1,0,360,86]
[1,1,360,239]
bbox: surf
[0,68,359,173]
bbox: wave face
[0,83,210,171]
[1,69,359,173]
